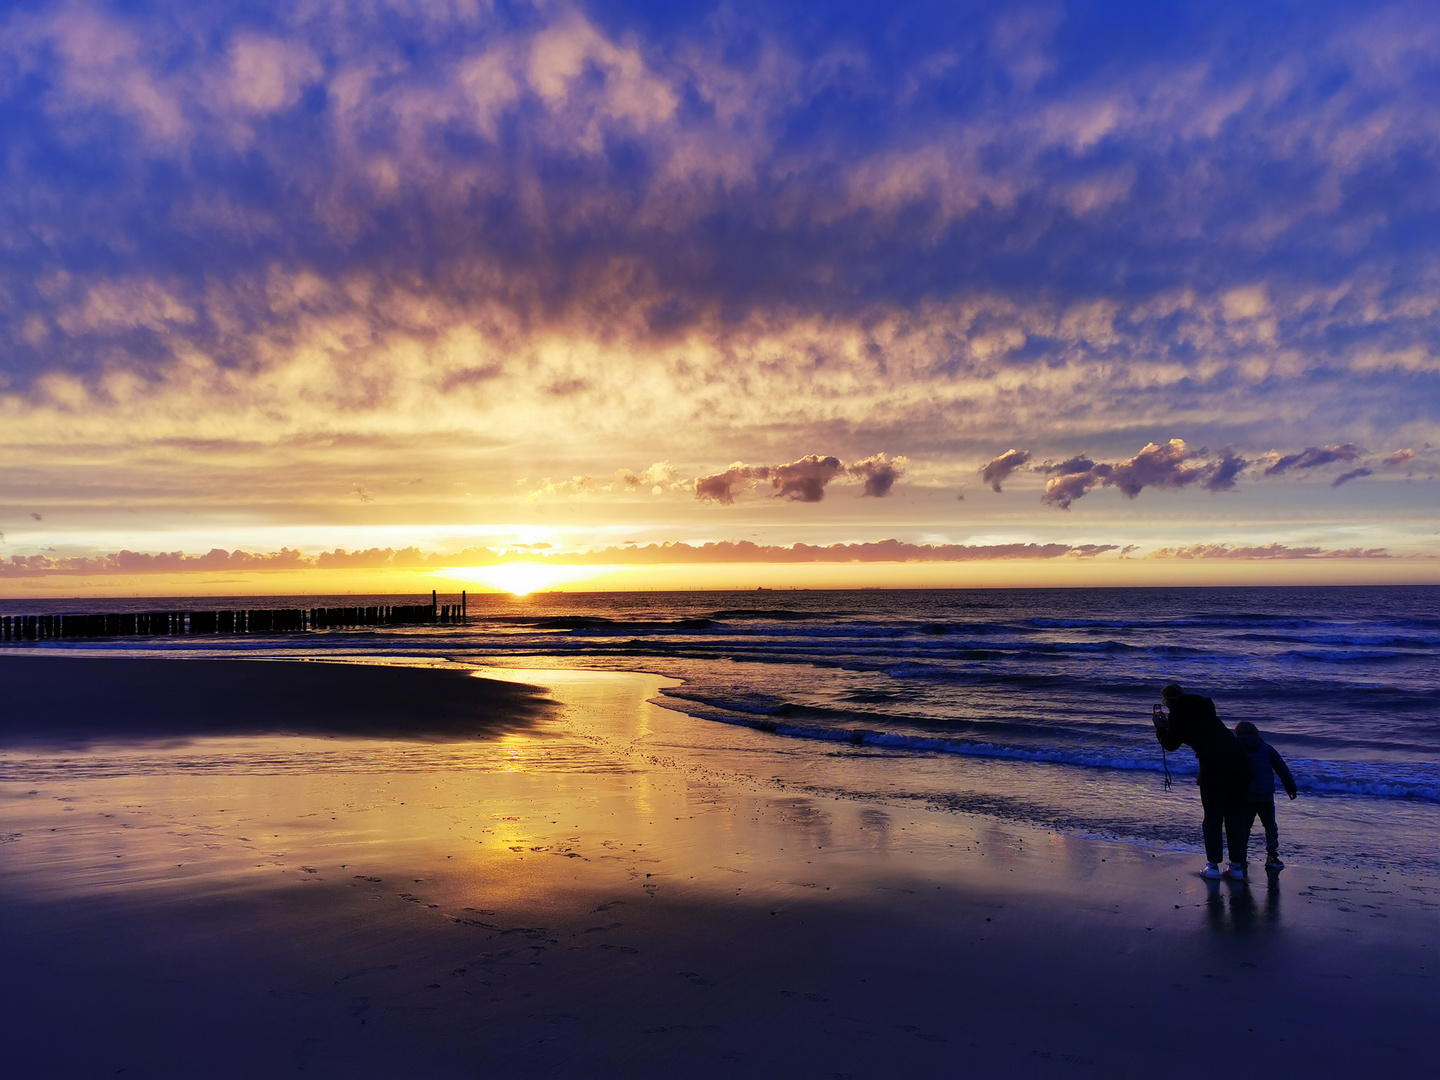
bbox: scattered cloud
[1385,449,1416,467]
[1331,467,1373,488]
[1200,449,1249,492]
[1263,444,1363,477]
[0,539,1123,578]
[694,464,768,505]
[695,453,908,504]
[1039,440,1206,509]
[0,548,311,577]
[849,453,910,498]
[615,462,684,495]
[771,455,846,502]
[1150,543,1390,560]
[315,547,429,569]
[991,438,1401,508]
[981,449,1031,493]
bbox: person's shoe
[1201,862,1222,879]
[1265,853,1285,871]
[1226,862,1247,881]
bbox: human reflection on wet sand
[1203,869,1283,932]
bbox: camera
[1152,703,1166,727]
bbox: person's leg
[1256,796,1279,856]
[1223,786,1251,866]
[1199,785,1225,864]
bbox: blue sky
[0,0,1436,589]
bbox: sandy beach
[0,656,1434,1078]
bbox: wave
[661,695,1440,804]
[1274,649,1414,663]
[707,608,841,621]
[519,616,718,632]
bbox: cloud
[1150,543,1390,560]
[1039,439,1205,509]
[981,448,1031,492]
[1103,440,1202,498]
[1263,444,1364,477]
[695,464,769,505]
[0,538,1123,578]
[848,453,909,497]
[1385,448,1416,466]
[1024,438,1392,507]
[565,540,1119,563]
[695,453,906,504]
[771,455,846,502]
[0,547,311,577]
[615,462,683,494]
[1199,449,1249,492]
[1331,467,1373,487]
[1040,469,1102,511]
[315,547,428,569]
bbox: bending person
[1153,683,1255,881]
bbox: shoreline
[1,657,1434,1076]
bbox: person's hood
[1237,731,1264,751]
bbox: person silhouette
[1234,721,1299,870]
[1153,683,1254,881]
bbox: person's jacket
[1155,693,1253,788]
[1237,729,1298,798]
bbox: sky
[1,0,1437,595]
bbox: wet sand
[0,657,1434,1077]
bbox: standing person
[1234,721,1299,871]
[1153,683,1254,881]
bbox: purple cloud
[1151,543,1390,560]
[848,453,909,497]
[1264,444,1363,477]
[696,453,906,503]
[1040,440,1202,509]
[1200,449,1249,492]
[980,449,1031,492]
[771,455,846,502]
[1331,467,1373,487]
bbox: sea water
[4,586,1437,874]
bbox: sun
[432,563,629,596]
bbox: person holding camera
[1152,683,1255,881]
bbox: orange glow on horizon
[431,563,636,595]
[0,556,1433,601]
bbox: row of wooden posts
[0,592,466,642]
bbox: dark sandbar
[0,655,556,745]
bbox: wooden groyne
[1,591,467,642]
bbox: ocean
[3,585,1437,874]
